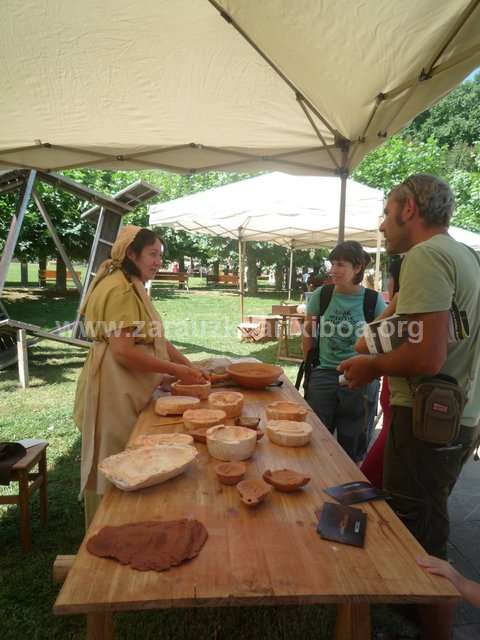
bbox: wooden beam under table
[54,378,459,639]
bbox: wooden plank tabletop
[54,377,458,616]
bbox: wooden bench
[206,273,239,286]
[147,271,189,293]
[0,442,48,552]
[38,269,81,285]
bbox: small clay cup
[262,469,311,493]
[235,416,261,429]
[215,461,246,486]
[189,427,210,443]
[237,479,271,506]
[256,431,264,441]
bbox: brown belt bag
[412,375,466,446]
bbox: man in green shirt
[339,174,480,640]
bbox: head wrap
[80,225,143,314]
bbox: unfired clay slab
[87,519,208,571]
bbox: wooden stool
[0,442,48,552]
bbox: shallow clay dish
[237,479,271,506]
[98,444,198,491]
[263,468,311,492]
[128,433,194,449]
[215,461,246,485]
[266,420,312,447]
[206,425,256,461]
[171,380,211,400]
[155,396,200,416]
[183,408,226,431]
[226,362,283,389]
[208,391,244,418]
[266,401,308,422]
[235,416,261,429]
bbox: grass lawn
[0,286,413,640]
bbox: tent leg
[337,145,349,244]
[0,170,36,295]
[288,248,294,301]
[17,329,29,389]
[374,221,382,290]
[238,239,245,321]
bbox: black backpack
[295,284,379,393]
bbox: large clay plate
[226,363,283,389]
[98,444,198,491]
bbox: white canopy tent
[1,0,479,242]
[149,172,480,314]
[149,172,386,312]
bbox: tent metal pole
[288,247,294,300]
[337,145,349,244]
[238,237,245,321]
[0,170,36,295]
[374,221,382,290]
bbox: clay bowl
[266,420,313,447]
[266,401,308,422]
[237,479,271,506]
[171,380,211,400]
[226,363,283,389]
[263,468,311,493]
[128,433,194,449]
[215,461,246,486]
[235,416,261,429]
[208,391,244,418]
[206,425,257,461]
[183,408,227,432]
[154,396,200,416]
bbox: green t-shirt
[306,286,385,369]
[389,234,480,427]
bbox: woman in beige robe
[74,225,206,526]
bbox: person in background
[74,226,207,527]
[302,240,385,461]
[360,256,402,487]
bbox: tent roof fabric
[1,0,479,175]
[149,172,385,249]
[149,172,480,251]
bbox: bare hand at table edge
[416,555,480,608]
[174,364,209,385]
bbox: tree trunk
[274,265,283,291]
[38,256,47,287]
[246,243,258,294]
[178,256,185,272]
[212,261,220,278]
[20,262,28,286]
[56,255,67,293]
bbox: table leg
[87,612,114,640]
[18,469,31,553]
[335,603,371,640]
[39,450,48,525]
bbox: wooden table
[54,379,458,639]
[271,305,305,362]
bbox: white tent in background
[1,1,479,242]
[149,172,385,311]
[149,172,480,313]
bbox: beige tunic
[74,270,169,495]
